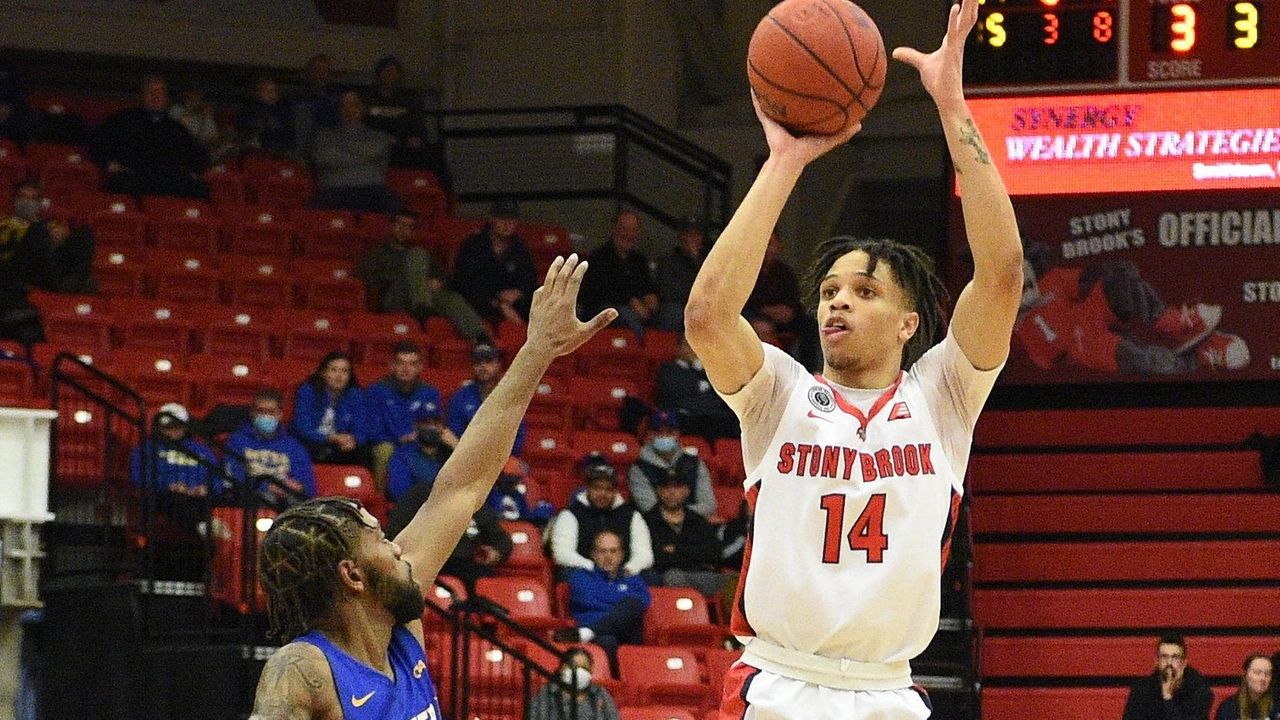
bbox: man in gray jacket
[309,89,404,214]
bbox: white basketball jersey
[731,361,965,666]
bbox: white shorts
[719,661,933,720]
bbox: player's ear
[899,311,920,344]
[337,558,365,592]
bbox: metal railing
[440,105,733,232]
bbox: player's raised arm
[394,255,616,586]
[685,98,860,395]
[893,0,1023,370]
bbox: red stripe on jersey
[814,372,903,438]
[718,661,762,720]
[939,488,963,571]
[729,481,761,640]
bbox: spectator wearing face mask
[526,646,619,720]
[224,388,315,499]
[385,404,457,502]
[627,411,717,519]
[3,181,96,294]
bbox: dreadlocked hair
[258,497,369,642]
[802,236,950,371]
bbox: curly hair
[802,236,950,371]
[258,497,370,641]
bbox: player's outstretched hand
[525,254,618,362]
[752,90,861,169]
[891,0,978,110]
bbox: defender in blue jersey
[248,254,617,720]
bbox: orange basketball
[747,0,887,136]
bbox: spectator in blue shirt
[385,404,457,502]
[129,402,218,496]
[365,341,442,491]
[486,455,555,525]
[226,389,316,499]
[555,529,651,673]
[291,351,372,467]
[447,342,526,455]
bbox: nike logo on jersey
[351,691,376,707]
[806,410,834,423]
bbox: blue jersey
[297,625,441,720]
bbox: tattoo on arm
[958,119,991,166]
[249,645,327,720]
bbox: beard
[366,563,425,625]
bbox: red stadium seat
[33,292,113,353]
[91,249,146,298]
[573,430,640,475]
[617,707,698,720]
[220,255,295,309]
[197,306,275,362]
[474,576,567,632]
[89,204,148,250]
[225,206,296,256]
[644,586,727,647]
[616,646,709,709]
[576,328,643,379]
[209,506,275,614]
[271,308,351,361]
[254,169,314,209]
[497,520,551,582]
[146,198,219,253]
[40,156,100,195]
[188,354,271,412]
[568,378,641,431]
[23,143,84,173]
[312,465,387,522]
[110,297,197,353]
[523,428,576,476]
[347,312,429,365]
[0,355,34,405]
[147,249,221,304]
[700,647,741,707]
[423,575,467,631]
[203,165,246,205]
[526,376,574,430]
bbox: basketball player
[247,255,615,720]
[685,0,1021,718]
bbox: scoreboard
[964,0,1280,91]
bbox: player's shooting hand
[892,0,978,112]
[751,90,860,169]
[525,254,617,362]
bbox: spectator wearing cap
[580,210,658,338]
[549,452,653,579]
[453,200,538,325]
[656,332,739,443]
[226,389,316,499]
[652,216,707,331]
[446,342,527,455]
[129,402,218,497]
[356,209,490,341]
[486,455,555,525]
[627,410,717,519]
[364,341,445,489]
[642,472,723,599]
[385,403,457,502]
[290,351,373,466]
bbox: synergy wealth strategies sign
[949,88,1280,384]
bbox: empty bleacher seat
[969,450,1264,494]
[973,587,1278,630]
[616,646,709,710]
[971,493,1280,536]
[644,586,726,647]
[973,539,1280,584]
[982,634,1280,679]
[975,407,1280,448]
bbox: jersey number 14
[819,493,888,564]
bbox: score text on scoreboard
[966,0,1120,85]
[963,0,1280,89]
[1129,0,1277,84]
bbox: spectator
[0,205,44,351]
[290,351,371,466]
[653,216,706,331]
[309,89,403,214]
[485,455,555,525]
[627,410,716,518]
[167,81,230,163]
[356,209,488,340]
[237,75,296,157]
[580,210,658,337]
[225,389,316,499]
[744,230,821,370]
[361,55,447,178]
[453,200,538,325]
[0,60,35,145]
[1123,634,1214,720]
[291,53,341,160]
[655,332,739,443]
[554,529,651,671]
[128,402,218,498]
[447,343,527,455]
[385,404,457,503]
[88,74,209,198]
[1216,654,1275,720]
[642,475,722,598]
[526,646,619,720]
[385,475,512,592]
[364,341,443,488]
[5,182,96,294]
[550,453,653,578]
